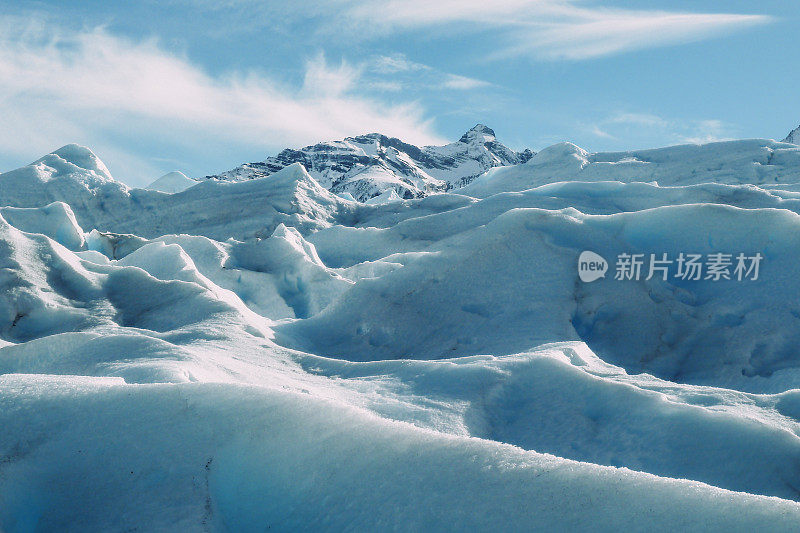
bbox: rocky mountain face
[204,124,533,201]
[783,125,800,145]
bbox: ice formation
[2,138,800,530]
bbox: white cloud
[343,0,542,29]
[341,1,771,60]
[301,54,362,96]
[586,112,736,147]
[588,125,615,140]
[0,19,444,185]
[508,11,770,60]
[369,54,429,74]
[442,74,492,90]
[176,1,767,61]
[680,119,732,144]
[364,54,491,92]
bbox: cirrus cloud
[340,0,771,60]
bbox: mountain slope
[205,124,533,201]
[784,124,800,145]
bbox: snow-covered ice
[2,138,800,531]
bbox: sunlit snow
[2,132,800,531]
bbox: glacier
[2,137,800,531]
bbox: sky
[1,0,798,187]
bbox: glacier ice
[463,139,800,198]
[2,137,800,530]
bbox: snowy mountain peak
[459,124,497,143]
[205,126,533,202]
[783,124,800,145]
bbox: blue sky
[1,1,798,187]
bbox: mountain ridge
[784,124,800,144]
[203,124,533,201]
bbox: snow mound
[146,171,198,193]
[0,202,85,250]
[45,144,114,181]
[529,141,589,166]
[0,144,115,188]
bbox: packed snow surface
[2,139,800,531]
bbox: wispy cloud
[442,74,492,90]
[363,54,491,91]
[607,113,670,128]
[585,112,737,148]
[680,119,732,144]
[0,18,445,185]
[176,0,769,61]
[340,0,771,60]
[368,54,429,74]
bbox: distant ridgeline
[784,124,800,145]
[202,124,534,201]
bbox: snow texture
[2,137,800,531]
